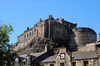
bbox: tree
[0,22,14,66]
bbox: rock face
[16,37,69,55]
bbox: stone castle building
[13,15,100,66]
[14,15,96,51]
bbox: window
[57,24,59,27]
[57,29,59,32]
[69,28,70,30]
[60,63,64,66]
[27,33,28,37]
[32,31,33,35]
[24,35,26,39]
[40,65,44,66]
[69,24,70,27]
[57,29,59,33]
[63,30,65,34]
[30,32,31,36]
[84,61,88,66]
[72,62,76,66]
[63,27,65,29]
[50,27,52,30]
[64,23,65,26]
[50,25,52,30]
[50,64,54,66]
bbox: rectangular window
[84,61,88,66]
[63,27,65,29]
[30,32,31,36]
[57,29,59,32]
[57,24,59,27]
[60,63,64,66]
[72,62,76,66]
[27,33,28,37]
[50,64,54,66]
[50,27,52,30]
[24,35,26,39]
[32,31,33,35]
[40,65,44,66]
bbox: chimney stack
[27,27,29,30]
[48,15,52,19]
[45,43,50,52]
[39,18,42,22]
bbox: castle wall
[14,21,46,51]
[69,28,97,51]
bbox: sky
[0,0,100,44]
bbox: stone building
[16,44,100,66]
[14,15,77,51]
[13,15,97,52]
[40,47,98,66]
[13,15,100,66]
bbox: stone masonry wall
[69,28,96,51]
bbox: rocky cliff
[17,37,68,55]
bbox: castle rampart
[69,28,97,51]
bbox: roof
[19,52,45,62]
[72,51,97,60]
[30,52,45,57]
[96,42,100,45]
[41,54,57,63]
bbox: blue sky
[0,0,100,44]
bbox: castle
[13,15,100,66]
[13,15,96,52]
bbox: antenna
[57,8,59,18]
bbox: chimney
[45,43,50,52]
[27,27,29,30]
[39,18,42,22]
[48,15,50,19]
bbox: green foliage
[0,22,14,65]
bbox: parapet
[72,28,96,34]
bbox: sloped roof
[19,52,45,62]
[72,51,97,60]
[41,54,57,63]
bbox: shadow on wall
[69,32,78,51]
